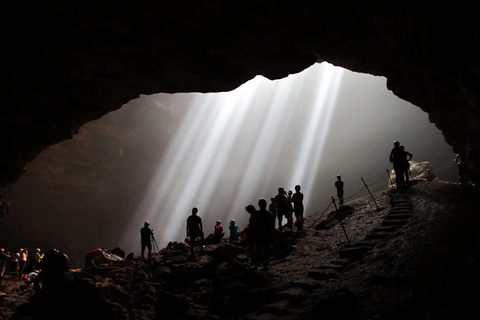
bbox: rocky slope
[1,180,478,319]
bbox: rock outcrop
[3,3,480,211]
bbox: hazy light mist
[1,62,457,266]
[119,62,455,254]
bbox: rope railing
[331,169,389,202]
[215,169,390,280]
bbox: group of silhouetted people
[389,141,413,189]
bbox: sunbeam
[120,63,346,252]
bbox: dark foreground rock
[1,180,479,319]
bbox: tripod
[151,234,160,254]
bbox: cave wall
[3,3,480,215]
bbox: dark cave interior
[3,4,480,215]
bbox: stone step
[372,226,397,233]
[390,200,411,206]
[338,246,370,260]
[385,214,411,220]
[329,258,352,266]
[275,287,309,305]
[389,209,413,214]
[382,219,408,226]
[365,232,390,240]
[308,270,340,281]
[316,264,345,272]
[354,241,379,248]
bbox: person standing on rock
[455,153,469,185]
[335,174,344,205]
[274,187,289,232]
[0,248,9,282]
[251,198,276,271]
[292,185,304,230]
[400,146,413,186]
[140,221,154,259]
[186,207,205,256]
[389,141,406,189]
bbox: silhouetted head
[230,219,235,226]
[270,196,275,202]
[288,190,293,195]
[295,185,301,192]
[216,220,221,225]
[42,249,69,278]
[400,146,405,151]
[393,141,400,147]
[35,248,41,253]
[258,198,267,210]
[278,187,284,195]
[192,207,198,215]
[337,174,341,180]
[144,221,150,227]
[245,205,256,214]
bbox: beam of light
[287,65,344,208]
[120,62,346,254]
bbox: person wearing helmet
[85,248,103,269]
[228,219,240,242]
[140,221,154,259]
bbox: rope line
[212,170,389,280]
[366,170,388,187]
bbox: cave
[2,4,480,319]
[3,4,480,219]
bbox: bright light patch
[121,63,346,252]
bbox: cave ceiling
[3,3,480,214]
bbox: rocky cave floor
[1,180,479,320]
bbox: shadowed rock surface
[1,180,479,319]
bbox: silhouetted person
[292,185,304,230]
[274,187,289,232]
[84,248,103,269]
[286,190,294,231]
[186,207,205,256]
[454,153,469,185]
[335,174,344,205]
[228,219,240,242]
[269,197,276,218]
[140,221,154,259]
[214,220,225,242]
[390,141,406,189]
[250,198,276,271]
[0,248,9,282]
[400,146,413,186]
[244,204,257,242]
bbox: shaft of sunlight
[120,63,346,253]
